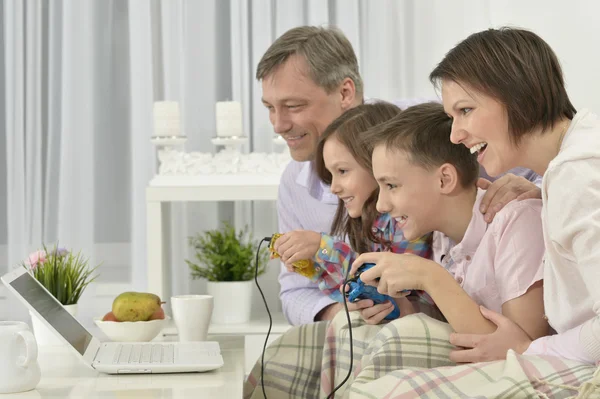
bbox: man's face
[261,55,347,162]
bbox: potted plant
[186,223,268,324]
[23,245,100,345]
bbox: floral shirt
[309,213,434,305]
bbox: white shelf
[161,311,291,337]
[147,174,280,201]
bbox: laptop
[1,267,224,374]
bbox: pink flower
[27,250,47,269]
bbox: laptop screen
[9,272,94,355]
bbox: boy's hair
[315,102,401,253]
[429,27,576,145]
[256,26,363,98]
[366,102,479,188]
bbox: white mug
[171,295,213,342]
[0,321,41,394]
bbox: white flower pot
[30,304,77,346]
[206,281,252,324]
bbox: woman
[350,27,599,398]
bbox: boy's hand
[352,252,434,295]
[274,230,321,267]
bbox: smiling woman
[429,26,599,363]
[327,26,600,399]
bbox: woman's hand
[478,174,541,223]
[449,306,532,363]
[274,230,321,269]
[351,252,435,296]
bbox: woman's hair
[365,102,479,188]
[315,102,401,253]
[429,27,576,145]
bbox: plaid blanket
[244,311,599,399]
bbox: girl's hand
[351,252,434,296]
[274,230,321,267]
[340,284,387,324]
[359,297,415,325]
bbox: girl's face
[323,136,378,218]
[372,145,440,241]
[442,79,518,177]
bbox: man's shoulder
[281,159,306,180]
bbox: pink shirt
[432,189,545,312]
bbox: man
[256,26,541,326]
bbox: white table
[167,312,291,374]
[7,335,245,399]
[145,174,292,375]
[146,174,280,301]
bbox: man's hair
[366,102,479,188]
[256,26,363,97]
[315,102,400,253]
[429,27,576,145]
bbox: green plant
[23,245,101,305]
[186,223,269,282]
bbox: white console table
[146,173,292,374]
[146,174,281,301]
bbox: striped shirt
[312,213,433,305]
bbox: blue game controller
[344,263,401,320]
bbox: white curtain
[3,0,600,321]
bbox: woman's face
[441,79,518,177]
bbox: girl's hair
[315,102,401,253]
[429,27,576,145]
[365,102,479,188]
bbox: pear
[112,292,162,322]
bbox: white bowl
[93,316,170,342]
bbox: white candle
[216,101,243,137]
[153,101,182,137]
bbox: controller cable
[254,236,273,399]
[327,266,353,399]
[254,236,354,399]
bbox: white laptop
[1,267,224,374]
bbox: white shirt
[526,109,600,364]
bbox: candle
[216,101,243,137]
[153,101,182,137]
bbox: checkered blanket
[244,311,599,398]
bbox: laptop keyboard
[113,344,174,364]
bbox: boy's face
[261,55,349,162]
[323,136,378,218]
[372,144,440,241]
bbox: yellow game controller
[269,233,319,279]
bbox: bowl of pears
[94,292,170,342]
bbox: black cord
[254,235,353,399]
[255,236,273,399]
[327,267,354,398]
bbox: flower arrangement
[23,245,101,305]
[185,223,269,282]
